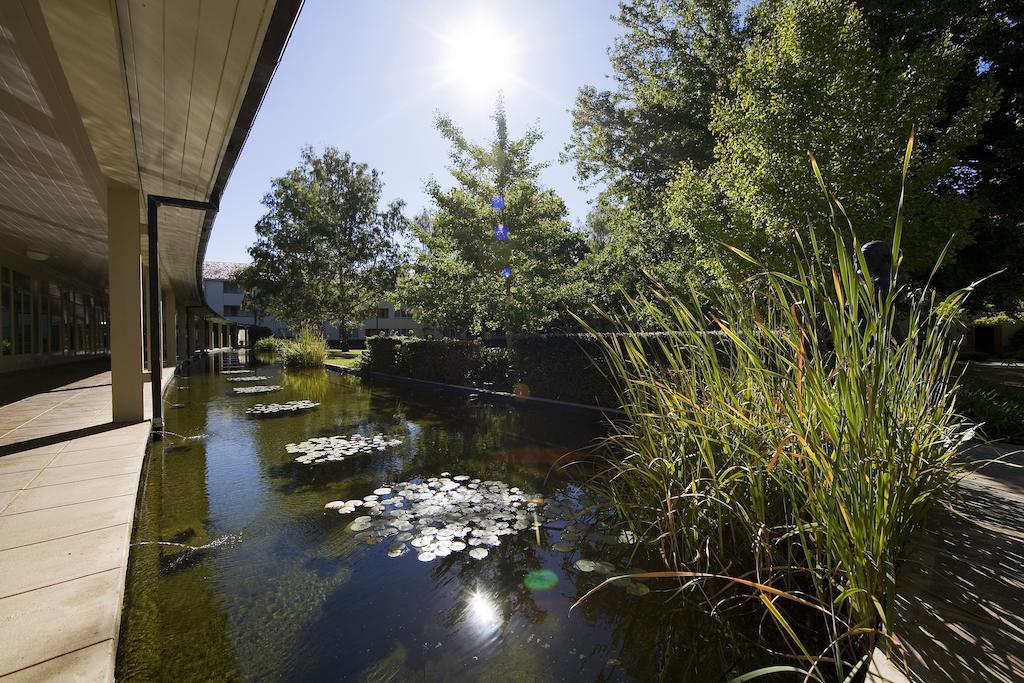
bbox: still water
[117,352,768,681]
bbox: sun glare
[440,14,519,104]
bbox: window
[395,309,412,319]
[223,280,241,294]
[224,305,240,316]
[377,307,390,319]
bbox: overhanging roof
[0,0,301,308]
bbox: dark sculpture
[859,240,892,298]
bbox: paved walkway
[0,366,171,681]
[887,441,1024,682]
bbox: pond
[117,352,774,681]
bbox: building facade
[202,261,425,342]
[0,0,302,428]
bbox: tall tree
[571,0,1002,303]
[246,147,405,335]
[857,0,1024,314]
[395,102,585,335]
[565,0,742,208]
[698,0,999,276]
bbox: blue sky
[207,0,623,263]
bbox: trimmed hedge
[509,335,619,406]
[361,334,620,407]
[363,336,403,373]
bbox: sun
[440,14,519,103]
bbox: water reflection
[466,589,502,633]
[118,354,783,682]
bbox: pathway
[0,365,172,681]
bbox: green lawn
[325,349,364,370]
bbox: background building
[202,261,424,343]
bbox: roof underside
[0,0,297,307]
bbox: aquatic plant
[245,400,319,416]
[226,375,270,382]
[578,138,984,677]
[287,433,403,463]
[232,385,282,395]
[280,325,329,368]
[326,475,542,562]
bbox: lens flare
[524,569,558,590]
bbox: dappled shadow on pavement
[890,444,1024,683]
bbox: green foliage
[571,0,1006,308]
[858,0,1024,314]
[245,146,406,332]
[279,325,329,369]
[253,336,287,354]
[358,334,617,404]
[705,0,998,276]
[956,372,1024,441]
[394,101,585,335]
[509,335,619,406]
[362,336,403,374]
[565,0,742,204]
[394,339,488,385]
[580,150,980,673]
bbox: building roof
[0,0,301,307]
[203,261,248,281]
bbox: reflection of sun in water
[440,14,519,103]
[467,590,501,630]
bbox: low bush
[280,325,328,368]
[510,335,618,405]
[362,336,403,373]
[394,338,484,385]
[957,372,1024,441]
[253,336,287,354]
[360,334,620,403]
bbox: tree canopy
[395,102,585,335]
[244,146,405,333]
[569,0,1015,313]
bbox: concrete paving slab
[0,524,129,599]
[29,458,142,488]
[0,496,135,551]
[0,569,121,676]
[0,454,52,475]
[0,366,173,682]
[1,641,114,682]
[0,471,38,493]
[1,474,140,516]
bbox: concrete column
[163,288,177,366]
[177,304,188,360]
[107,187,145,422]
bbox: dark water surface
[117,352,765,682]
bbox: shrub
[470,347,514,389]
[394,338,484,385]
[957,373,1024,441]
[280,325,328,368]
[254,336,287,354]
[580,146,980,675]
[510,335,618,405]
[362,336,403,373]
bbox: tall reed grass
[280,325,329,369]
[578,137,984,678]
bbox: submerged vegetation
[581,141,983,678]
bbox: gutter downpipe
[147,194,218,438]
